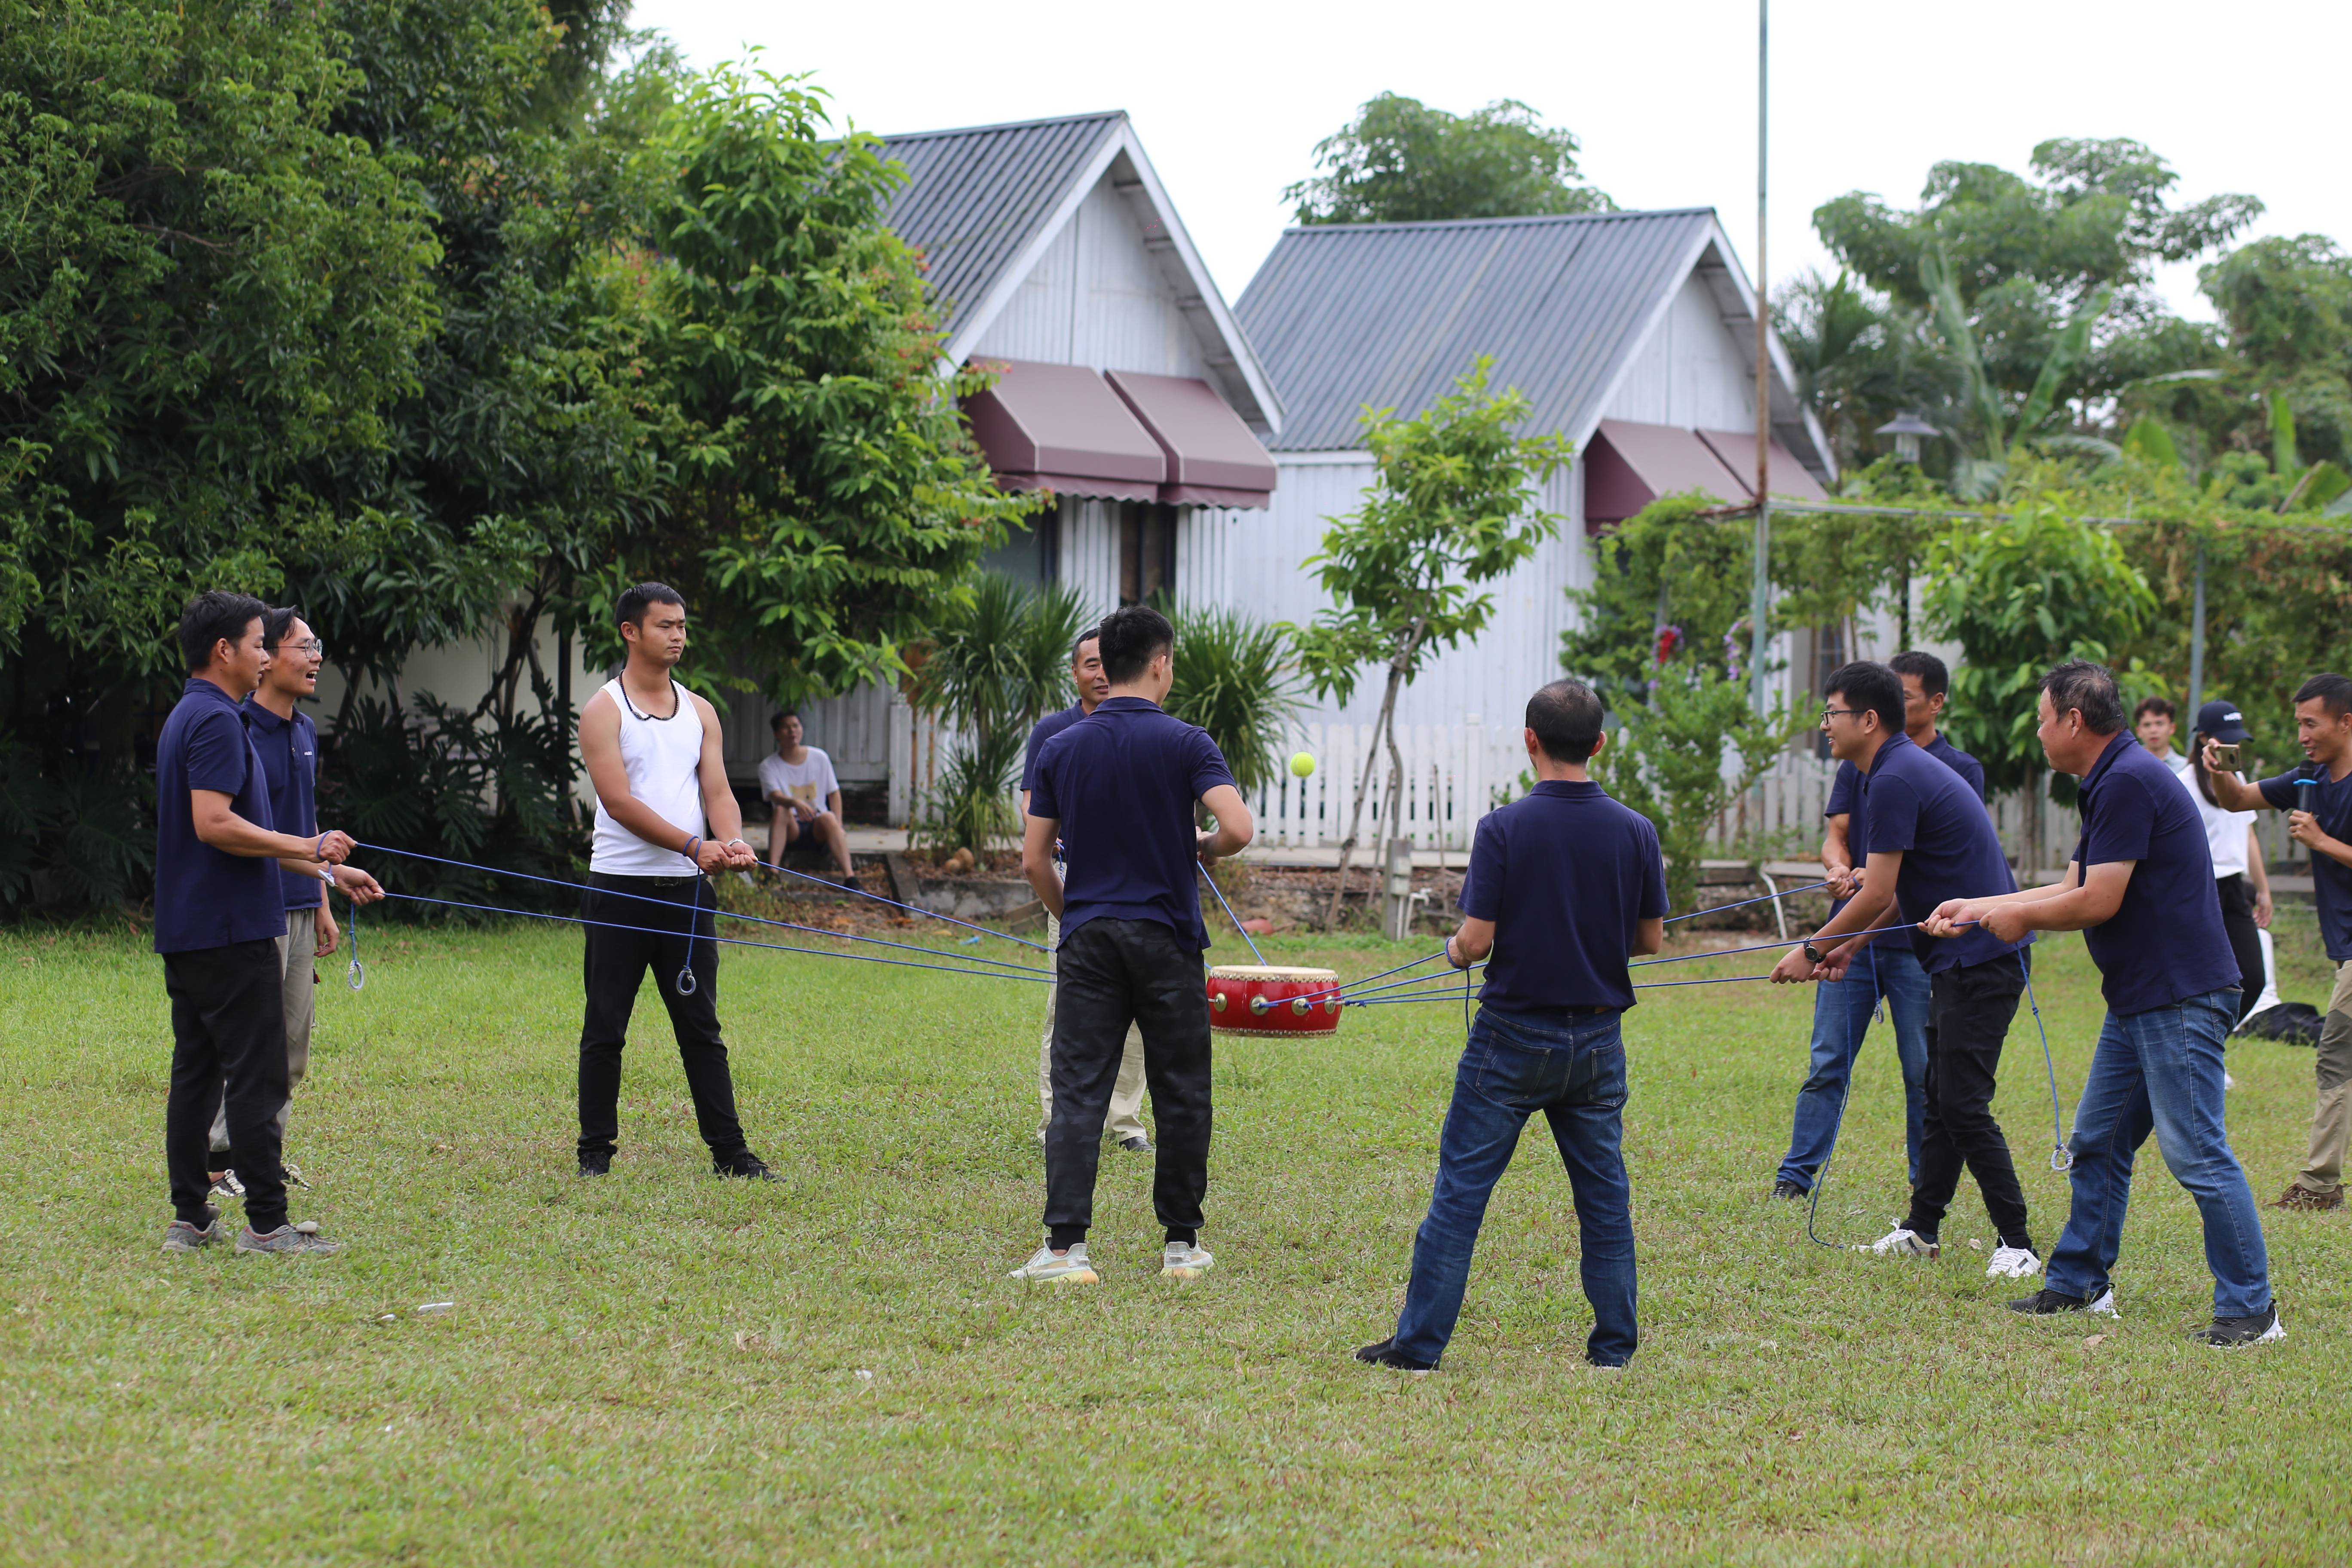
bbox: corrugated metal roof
[878,111,1125,332]
[1234,209,1718,453]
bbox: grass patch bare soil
[3,910,2344,1564]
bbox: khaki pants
[210,907,315,1153]
[2293,958,2352,1195]
[1038,907,1148,1143]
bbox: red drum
[1207,965,1342,1038]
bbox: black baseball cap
[2195,700,2250,742]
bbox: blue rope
[1201,868,1266,965]
[751,854,1052,953]
[2021,950,2073,1172]
[1284,949,1453,1004]
[352,842,1044,973]
[371,891,1055,985]
[1664,879,1830,924]
[1629,921,1941,969]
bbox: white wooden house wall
[1602,271,1758,431]
[965,178,1212,380]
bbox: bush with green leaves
[1161,603,1302,800]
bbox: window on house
[1118,502,1175,606]
[977,499,1060,585]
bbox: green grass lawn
[3,906,2345,1565]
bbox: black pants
[164,938,289,1232]
[577,873,749,1162]
[1046,918,1213,1249]
[1904,952,2034,1252]
[2216,875,2266,1028]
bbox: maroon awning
[961,358,1165,503]
[1695,428,1832,505]
[1104,370,1277,510]
[1584,420,1746,529]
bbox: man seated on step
[1768,660,2040,1283]
[760,709,854,885]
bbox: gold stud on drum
[1290,997,1310,1015]
[1212,993,1226,1013]
[1250,996,1273,1015]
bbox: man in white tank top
[574,582,774,1181]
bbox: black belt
[1511,1003,1620,1020]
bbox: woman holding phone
[2178,699,2273,1026]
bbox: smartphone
[2211,741,2241,770]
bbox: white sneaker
[2224,1071,2237,1090]
[2087,1288,2120,1317]
[1007,1242,1098,1284]
[1161,1240,1214,1279]
[1985,1245,2042,1280]
[1862,1225,1939,1259]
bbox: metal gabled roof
[879,111,1127,334]
[1234,208,1829,479]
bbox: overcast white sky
[632,0,2349,324]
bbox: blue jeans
[1776,943,1930,1191]
[2046,988,2272,1319]
[1391,1008,1637,1367]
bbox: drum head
[1206,965,1338,981]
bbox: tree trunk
[1323,617,1427,930]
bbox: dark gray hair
[1525,679,1604,762]
[2041,660,2124,734]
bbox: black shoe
[2191,1301,2284,1347]
[1769,1179,1806,1200]
[2008,1286,2091,1315]
[1353,1337,1437,1371]
[1120,1135,1153,1153]
[715,1153,781,1182]
[578,1152,611,1178]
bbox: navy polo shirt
[2259,765,2352,962]
[1021,704,1085,795]
[242,698,323,910]
[1458,780,1668,1014]
[152,678,284,954]
[1856,732,2028,973]
[1826,733,1986,952]
[2076,732,2240,1012]
[1029,696,1236,950]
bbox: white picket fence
[1249,722,1524,854]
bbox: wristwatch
[1802,940,1826,965]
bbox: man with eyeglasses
[1769,662,2042,1284]
[205,609,383,1198]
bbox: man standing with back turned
[1357,680,1666,1371]
[156,591,364,1256]
[1934,662,2278,1346]
[1013,605,1252,1284]
[575,582,773,1181]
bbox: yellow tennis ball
[1289,750,1317,779]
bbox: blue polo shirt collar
[2077,731,2132,795]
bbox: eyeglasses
[273,639,325,657]
[1819,706,1862,722]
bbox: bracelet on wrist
[683,835,701,862]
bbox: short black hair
[1096,603,1173,685]
[179,590,270,674]
[2041,660,2124,734]
[2294,674,2352,717]
[1824,661,1905,737]
[2133,695,2175,723]
[262,606,305,652]
[1887,649,1949,700]
[616,581,686,629]
[769,710,798,733]
[1071,627,1101,663]
[1525,680,1605,762]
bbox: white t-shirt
[758,747,839,814]
[2166,751,2254,879]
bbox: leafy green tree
[1814,139,2256,463]
[1161,603,1302,802]
[1288,360,1569,922]
[1284,93,1611,226]
[1775,270,1957,473]
[1592,661,1789,918]
[909,574,1090,855]
[1920,501,2155,865]
[632,65,1034,706]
